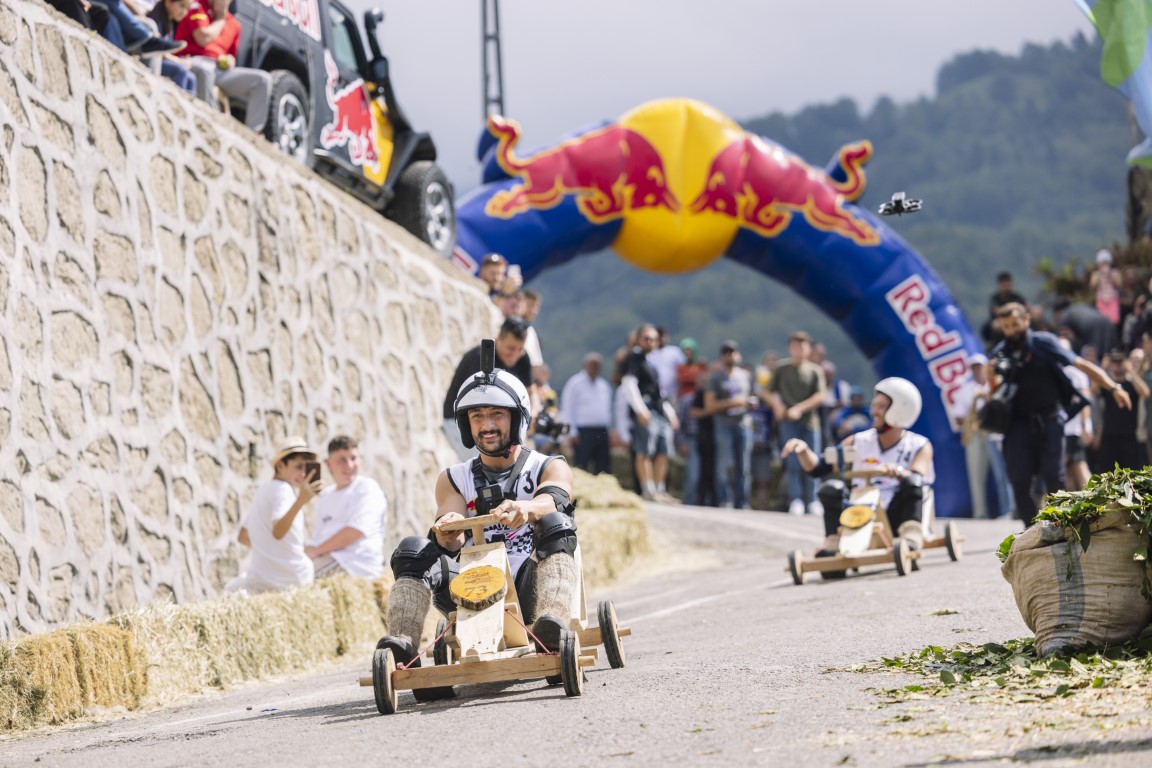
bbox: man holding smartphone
[226,436,322,594]
[305,435,388,579]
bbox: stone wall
[0,0,499,637]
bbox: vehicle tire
[598,601,626,669]
[372,648,398,715]
[388,160,456,258]
[265,71,313,169]
[559,629,583,697]
[788,550,806,585]
[893,539,911,577]
[945,522,962,562]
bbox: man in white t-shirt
[305,435,388,579]
[226,436,322,594]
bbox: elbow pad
[805,458,834,479]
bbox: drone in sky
[878,191,923,216]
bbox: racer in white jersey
[375,353,577,693]
[781,377,934,555]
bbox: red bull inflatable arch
[452,98,981,519]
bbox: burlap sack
[1001,509,1151,655]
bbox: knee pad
[818,479,847,509]
[389,536,441,581]
[430,555,461,616]
[534,511,578,560]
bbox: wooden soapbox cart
[361,513,631,713]
[786,447,963,585]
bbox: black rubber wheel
[559,629,584,697]
[787,550,806,585]
[387,161,456,258]
[265,71,313,169]
[544,674,562,686]
[598,601,626,669]
[945,522,962,562]
[433,617,451,666]
[893,539,911,577]
[372,648,398,715]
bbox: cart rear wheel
[893,539,912,577]
[412,618,457,702]
[372,648,398,715]
[788,550,806,585]
[945,522,962,561]
[598,601,626,669]
[559,629,584,697]
[434,617,451,666]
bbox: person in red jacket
[171,0,271,132]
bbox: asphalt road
[3,504,1151,767]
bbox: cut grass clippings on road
[839,626,1152,729]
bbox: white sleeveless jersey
[446,450,564,578]
[849,428,934,509]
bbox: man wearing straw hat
[226,436,323,594]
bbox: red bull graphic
[318,52,380,172]
[690,137,878,246]
[452,97,982,518]
[485,116,678,222]
[259,0,321,42]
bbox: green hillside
[531,33,1134,391]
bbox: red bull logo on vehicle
[690,136,878,246]
[259,0,321,42]
[318,52,380,172]
[485,116,678,223]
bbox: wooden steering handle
[843,468,889,480]
[436,513,500,532]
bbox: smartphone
[304,460,322,484]
[507,263,522,281]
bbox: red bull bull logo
[318,52,380,172]
[690,136,878,246]
[485,116,678,223]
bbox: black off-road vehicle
[231,0,455,257]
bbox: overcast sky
[348,0,1095,191]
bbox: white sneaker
[807,500,824,517]
[788,499,804,516]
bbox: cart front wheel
[893,539,912,577]
[788,550,806,585]
[945,522,962,561]
[372,648,398,715]
[598,601,626,669]
[559,629,584,697]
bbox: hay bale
[0,624,141,730]
[572,468,643,511]
[570,467,650,590]
[315,574,387,655]
[112,575,387,705]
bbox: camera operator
[375,347,578,690]
[990,302,1130,526]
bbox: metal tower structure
[481,0,505,122]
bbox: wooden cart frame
[361,513,630,713]
[786,456,964,585]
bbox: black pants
[573,426,611,474]
[1095,434,1145,473]
[1004,414,1065,527]
[819,480,924,538]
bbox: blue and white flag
[1075,0,1152,166]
